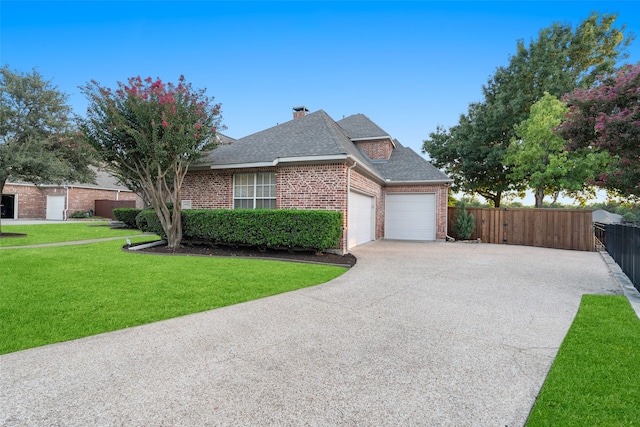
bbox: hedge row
[135,209,343,252]
[113,208,142,228]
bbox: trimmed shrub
[69,210,88,219]
[182,209,343,252]
[113,208,141,228]
[453,203,475,240]
[135,208,165,237]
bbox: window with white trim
[233,172,276,209]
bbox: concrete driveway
[0,241,621,426]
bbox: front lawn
[526,295,640,426]
[0,222,142,246]
[0,237,347,354]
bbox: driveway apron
[0,241,621,426]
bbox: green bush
[69,210,88,219]
[113,208,141,228]
[135,208,165,237]
[453,203,475,240]
[182,209,343,252]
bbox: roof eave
[384,179,453,186]
[205,154,351,170]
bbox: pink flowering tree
[81,76,223,248]
[559,63,640,198]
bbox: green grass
[0,237,347,354]
[526,295,640,426]
[0,222,142,246]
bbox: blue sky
[2,1,640,202]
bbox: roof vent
[293,106,309,119]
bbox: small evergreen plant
[453,202,475,240]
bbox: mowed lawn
[0,221,142,246]
[1,232,347,355]
[527,295,640,426]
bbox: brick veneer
[354,138,393,160]
[2,183,139,219]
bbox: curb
[598,250,640,320]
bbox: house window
[233,172,276,209]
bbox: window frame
[233,172,277,209]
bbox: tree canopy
[423,12,631,207]
[559,62,640,198]
[0,65,95,229]
[81,75,223,248]
[504,93,608,207]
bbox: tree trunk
[165,207,182,249]
[534,187,545,208]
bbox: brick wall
[181,170,234,209]
[384,184,450,240]
[2,183,138,219]
[354,138,393,160]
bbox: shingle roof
[198,110,372,167]
[372,146,451,182]
[336,113,390,139]
[195,109,451,184]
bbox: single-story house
[183,107,453,253]
[1,167,142,220]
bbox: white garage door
[46,195,65,220]
[385,193,436,241]
[348,191,374,249]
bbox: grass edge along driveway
[526,294,640,426]
[1,237,347,354]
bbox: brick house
[182,107,453,253]
[1,168,141,220]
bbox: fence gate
[94,199,136,220]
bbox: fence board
[448,207,594,251]
[94,199,136,220]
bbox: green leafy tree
[423,12,631,207]
[505,93,608,207]
[0,65,96,231]
[81,75,223,249]
[559,63,640,198]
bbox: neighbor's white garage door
[46,195,65,220]
[385,193,436,241]
[348,191,374,249]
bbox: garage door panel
[348,191,374,249]
[385,193,435,241]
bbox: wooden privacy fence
[448,207,594,251]
[94,199,136,219]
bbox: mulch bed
[128,241,357,267]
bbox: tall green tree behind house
[0,66,96,231]
[423,12,631,207]
[81,75,223,249]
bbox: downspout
[64,186,69,221]
[445,183,455,241]
[116,189,120,201]
[346,160,357,253]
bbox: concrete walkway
[0,241,624,426]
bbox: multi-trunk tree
[559,62,640,199]
[81,75,223,249]
[0,66,95,232]
[423,12,631,207]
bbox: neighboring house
[1,168,142,220]
[183,107,453,253]
[592,209,624,224]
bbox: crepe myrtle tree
[559,63,640,198]
[81,75,223,249]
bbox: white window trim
[233,172,277,209]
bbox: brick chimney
[293,106,309,119]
